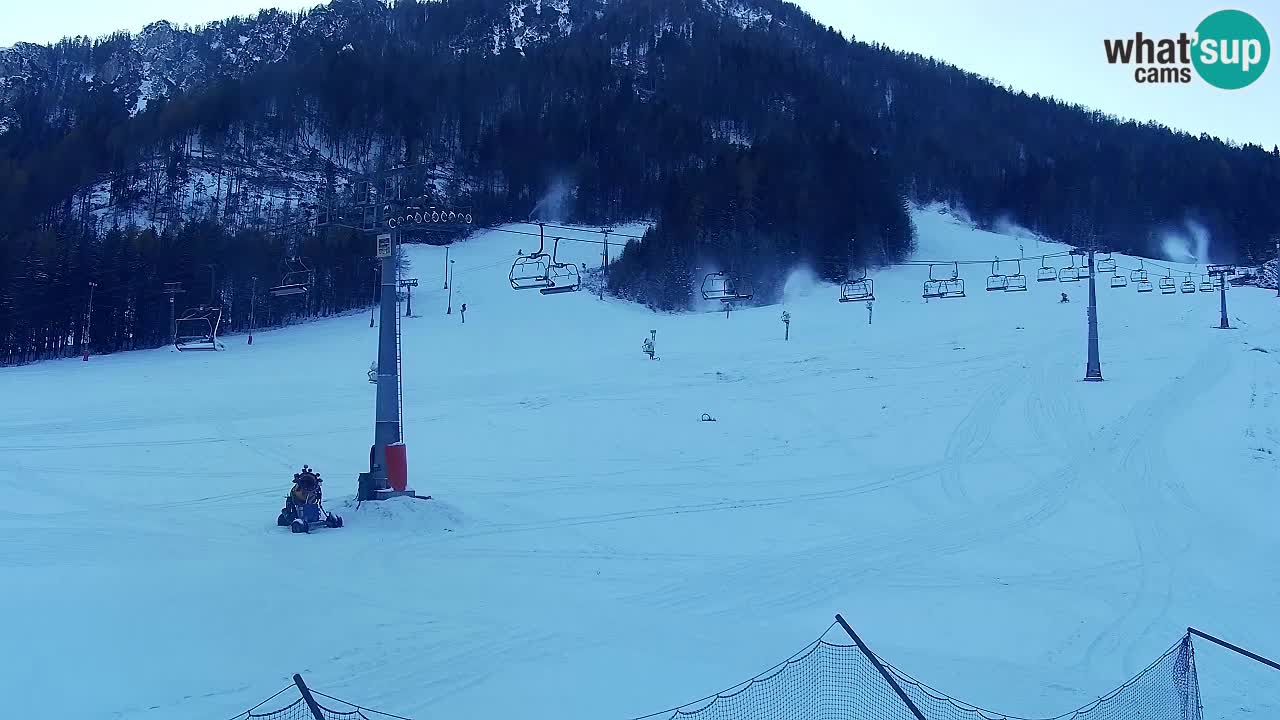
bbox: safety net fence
[224,617,1278,720]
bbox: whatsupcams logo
[1104,9,1270,88]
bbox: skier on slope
[1060,292,1070,303]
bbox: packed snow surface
[1,211,1278,719]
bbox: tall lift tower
[315,166,472,500]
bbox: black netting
[638,632,1202,720]
[245,698,310,720]
[879,634,1202,720]
[316,703,374,720]
[222,628,1211,720]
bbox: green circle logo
[1193,9,1270,89]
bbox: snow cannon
[277,465,344,534]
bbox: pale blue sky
[2,0,1276,148]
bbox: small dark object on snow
[1060,293,1070,303]
[277,464,343,533]
[701,413,716,422]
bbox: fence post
[1188,627,1280,672]
[834,614,927,720]
[293,674,326,720]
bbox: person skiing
[1059,292,1070,303]
[460,303,467,324]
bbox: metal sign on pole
[400,277,419,317]
[376,233,393,258]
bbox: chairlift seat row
[269,258,314,297]
[923,278,965,299]
[509,233,582,295]
[839,278,875,302]
[923,263,965,299]
[1110,274,1128,288]
[175,306,224,352]
[540,255,582,295]
[702,272,753,302]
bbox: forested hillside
[1,0,1278,362]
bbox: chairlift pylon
[175,306,224,351]
[923,262,965,299]
[539,237,581,295]
[839,268,875,302]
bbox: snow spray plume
[992,213,1040,242]
[1157,219,1213,264]
[782,263,819,302]
[528,177,575,223]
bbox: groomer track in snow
[1,209,1277,719]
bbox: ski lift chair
[269,257,314,297]
[1096,253,1117,273]
[840,268,875,302]
[1110,273,1128,289]
[1058,264,1083,282]
[923,262,965,299]
[701,272,753,302]
[1130,261,1148,283]
[539,238,582,295]
[1004,260,1028,292]
[1037,256,1056,282]
[1199,276,1214,292]
[986,259,1008,291]
[1137,277,1153,293]
[1159,274,1176,294]
[510,232,553,290]
[1180,275,1197,293]
[175,306,224,351]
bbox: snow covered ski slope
[1,210,1278,719]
